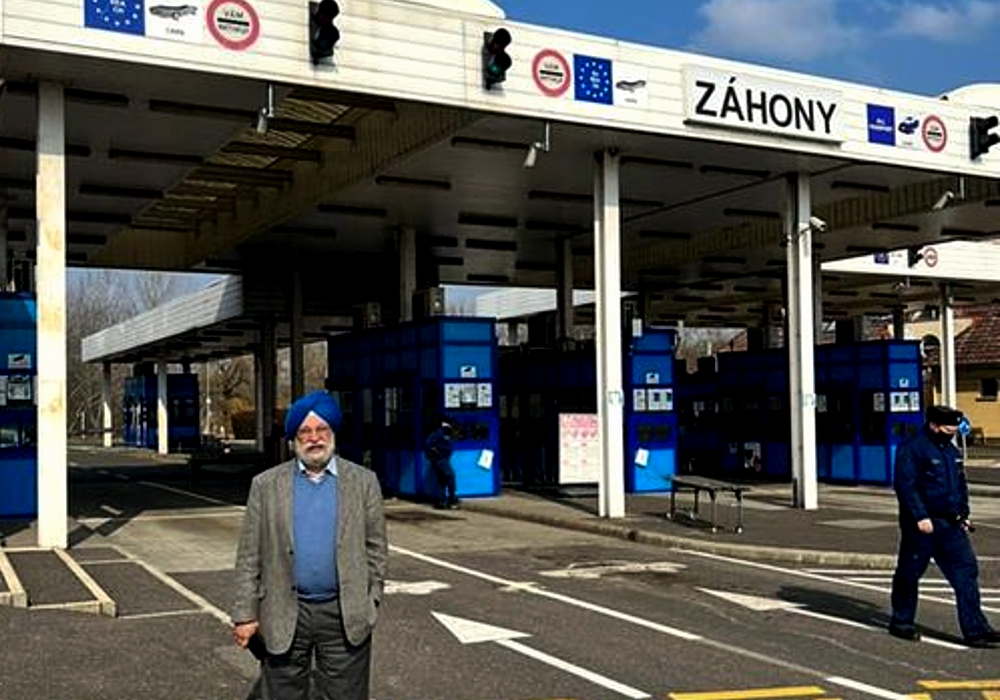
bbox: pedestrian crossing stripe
[669,687,827,700]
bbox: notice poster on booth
[558,413,600,484]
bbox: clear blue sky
[499,0,1000,97]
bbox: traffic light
[310,0,340,65]
[969,115,1000,159]
[907,246,923,268]
[482,28,512,90]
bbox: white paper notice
[444,384,461,408]
[477,449,494,470]
[634,448,650,468]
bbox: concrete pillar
[762,303,782,349]
[940,284,957,408]
[892,306,906,340]
[398,226,417,323]
[556,236,574,341]
[102,362,113,448]
[260,318,279,458]
[813,257,824,340]
[290,269,304,400]
[784,173,818,511]
[156,361,169,455]
[594,149,625,519]
[36,82,68,549]
[254,351,265,452]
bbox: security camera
[523,143,539,169]
[256,107,269,136]
[932,191,955,211]
[809,216,827,232]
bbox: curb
[461,501,898,569]
[0,549,28,608]
[0,547,116,617]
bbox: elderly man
[232,390,388,699]
[889,404,999,649]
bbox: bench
[665,475,750,534]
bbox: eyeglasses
[296,425,332,441]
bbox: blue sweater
[293,467,339,601]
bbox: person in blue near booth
[889,404,999,649]
[425,418,458,509]
[232,390,388,699]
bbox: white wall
[4,0,1000,177]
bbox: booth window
[979,378,998,402]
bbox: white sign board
[683,66,844,143]
[558,413,600,485]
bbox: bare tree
[66,269,210,440]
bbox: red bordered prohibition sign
[206,0,260,51]
[921,115,947,153]
[532,49,571,97]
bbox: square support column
[157,361,169,455]
[398,226,417,323]
[594,149,625,519]
[784,174,818,510]
[102,362,113,448]
[290,270,304,400]
[36,82,68,549]
[556,236,574,341]
[940,284,957,408]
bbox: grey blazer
[232,457,388,652]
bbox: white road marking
[539,561,685,579]
[137,480,232,506]
[107,544,231,625]
[698,588,966,651]
[432,612,650,699]
[826,677,913,700]
[391,546,922,699]
[385,580,451,595]
[392,545,700,641]
[684,549,1000,614]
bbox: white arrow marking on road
[698,588,967,651]
[539,561,686,579]
[384,580,451,596]
[432,612,650,699]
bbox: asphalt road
[2,454,998,700]
[380,509,1000,700]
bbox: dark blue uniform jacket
[893,426,969,525]
[425,428,453,464]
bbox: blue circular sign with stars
[85,0,146,36]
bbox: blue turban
[284,390,342,439]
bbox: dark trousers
[890,519,992,640]
[259,599,371,700]
[432,459,456,506]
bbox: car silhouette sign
[149,4,197,20]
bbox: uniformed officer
[889,405,999,648]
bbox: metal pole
[940,283,957,408]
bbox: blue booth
[0,293,37,518]
[497,326,678,492]
[678,340,923,487]
[626,328,679,492]
[122,371,200,451]
[327,317,501,501]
